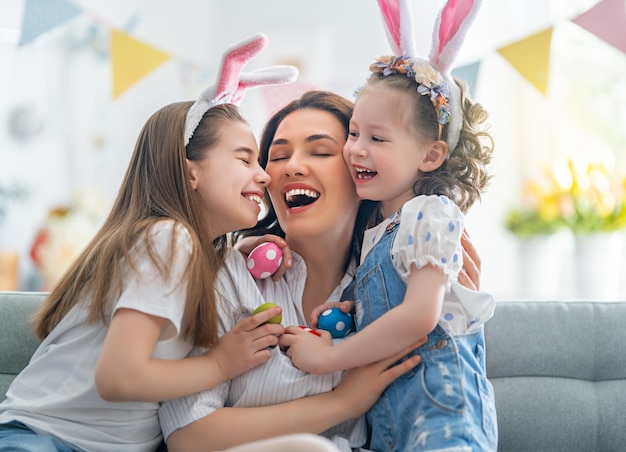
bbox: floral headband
[370,55,451,138]
[373,0,482,151]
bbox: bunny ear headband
[184,33,298,146]
[374,0,481,151]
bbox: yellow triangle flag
[497,27,553,96]
[110,29,171,99]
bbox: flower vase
[518,231,571,298]
[574,231,624,300]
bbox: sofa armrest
[0,291,46,400]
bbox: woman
[159,91,483,451]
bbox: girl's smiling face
[344,85,435,217]
[187,120,269,240]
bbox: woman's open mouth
[284,188,320,209]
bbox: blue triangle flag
[452,61,481,99]
[19,0,82,46]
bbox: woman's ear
[186,159,199,190]
[418,141,448,173]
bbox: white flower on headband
[410,62,443,88]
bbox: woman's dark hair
[235,90,377,266]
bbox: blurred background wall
[1,0,625,299]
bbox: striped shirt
[159,249,367,451]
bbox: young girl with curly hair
[280,1,498,450]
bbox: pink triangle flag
[258,81,317,116]
[572,0,626,54]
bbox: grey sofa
[2,291,626,451]
[0,291,43,399]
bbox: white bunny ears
[375,0,482,151]
[184,34,298,146]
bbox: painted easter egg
[317,307,354,338]
[252,302,283,324]
[247,242,283,279]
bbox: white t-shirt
[0,220,194,452]
[159,250,367,451]
[360,195,495,336]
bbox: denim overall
[352,218,497,452]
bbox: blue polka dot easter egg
[317,307,354,338]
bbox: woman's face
[265,108,360,245]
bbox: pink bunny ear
[377,0,417,57]
[213,34,267,101]
[370,0,482,152]
[378,0,402,55]
[429,0,482,73]
[184,33,298,145]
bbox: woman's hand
[459,228,481,290]
[207,306,285,381]
[234,234,293,281]
[332,337,426,417]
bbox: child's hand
[279,325,333,375]
[310,301,355,328]
[235,234,293,281]
[208,306,285,381]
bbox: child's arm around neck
[280,263,445,374]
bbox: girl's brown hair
[363,74,494,213]
[32,102,245,348]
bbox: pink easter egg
[247,242,283,279]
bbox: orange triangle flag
[110,29,171,99]
[497,27,553,96]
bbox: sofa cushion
[0,291,44,400]
[485,301,626,452]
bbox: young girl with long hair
[0,34,296,452]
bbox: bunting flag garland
[572,0,626,55]
[14,2,625,103]
[451,61,481,99]
[497,27,553,96]
[110,29,171,99]
[19,0,82,46]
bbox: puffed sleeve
[392,195,464,290]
